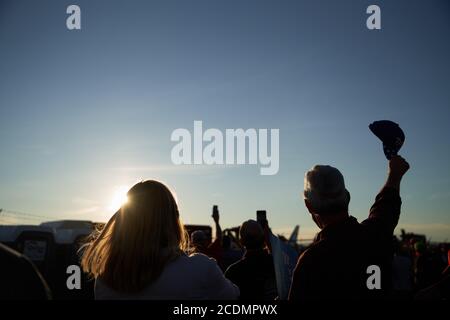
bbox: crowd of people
[392,233,449,299]
[1,155,449,300]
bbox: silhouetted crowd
[1,155,449,300]
[392,233,449,299]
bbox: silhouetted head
[303,165,350,229]
[239,220,265,251]
[414,241,426,254]
[81,180,188,293]
[191,230,208,249]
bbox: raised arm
[384,155,410,192]
[362,155,410,234]
[212,208,223,243]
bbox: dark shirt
[0,243,52,300]
[289,187,401,300]
[225,249,277,300]
[197,238,223,264]
[221,248,244,272]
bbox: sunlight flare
[109,185,129,212]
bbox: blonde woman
[81,180,239,299]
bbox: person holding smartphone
[225,219,277,300]
[190,205,223,266]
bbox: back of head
[81,180,188,293]
[240,220,265,250]
[414,241,426,254]
[304,165,350,216]
[191,230,207,248]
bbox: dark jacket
[0,243,52,300]
[289,187,401,300]
[225,249,277,300]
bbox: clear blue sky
[1,0,449,241]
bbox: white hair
[303,165,350,215]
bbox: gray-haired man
[289,155,410,300]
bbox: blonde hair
[81,180,189,293]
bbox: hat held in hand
[369,120,405,160]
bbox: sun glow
[109,185,129,212]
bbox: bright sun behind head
[109,185,129,212]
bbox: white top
[95,253,240,300]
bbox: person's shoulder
[224,258,243,274]
[296,245,320,266]
[185,253,225,281]
[0,242,23,259]
[0,243,51,299]
[0,243,31,269]
[187,252,218,266]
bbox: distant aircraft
[287,225,299,246]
